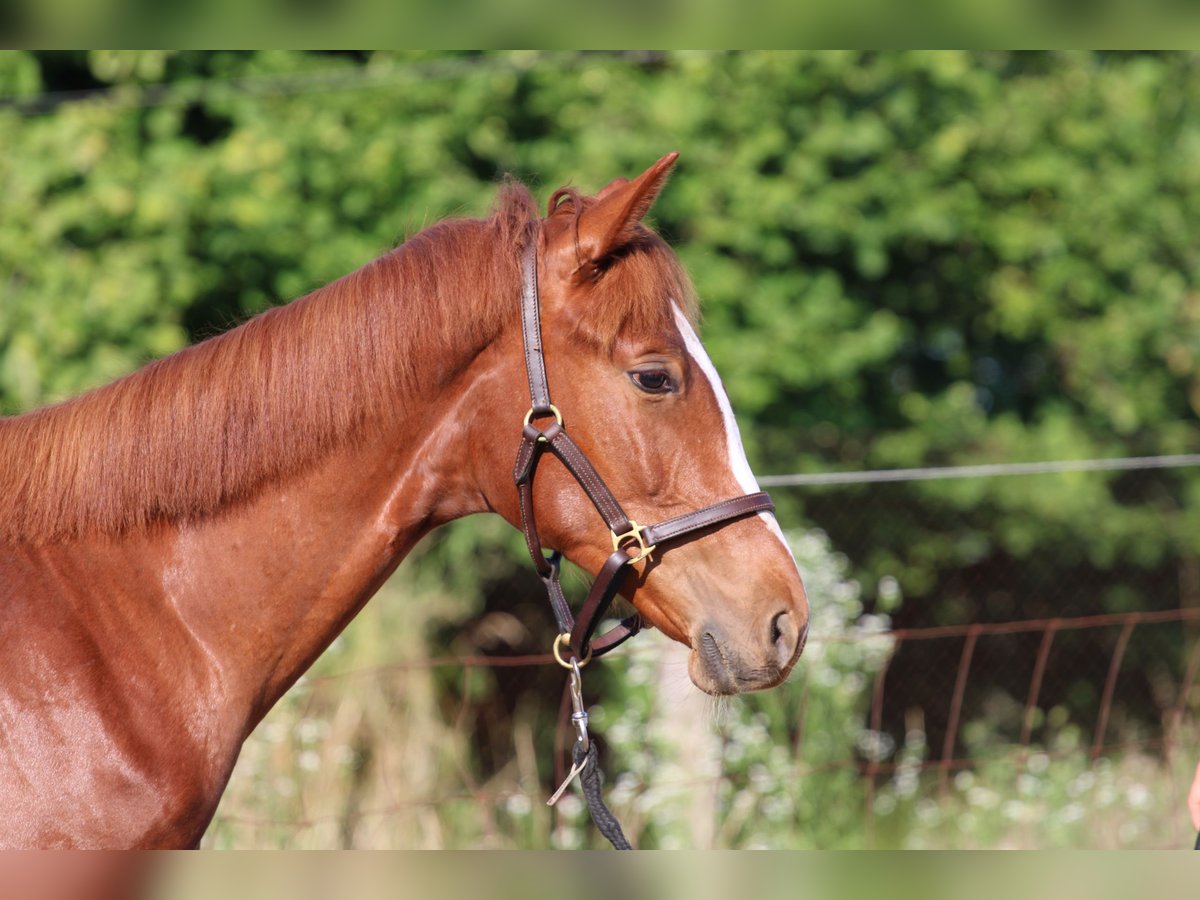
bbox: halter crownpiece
[512,242,776,665]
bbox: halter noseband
[513,244,776,666]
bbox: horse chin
[686,647,792,696]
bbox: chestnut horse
[0,153,807,848]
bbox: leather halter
[513,244,776,665]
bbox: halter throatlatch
[513,242,776,849]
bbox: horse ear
[575,152,678,267]
[595,177,630,199]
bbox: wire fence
[206,458,1200,849]
[757,452,1200,486]
[860,607,1200,843]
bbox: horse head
[482,154,809,695]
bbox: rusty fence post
[939,625,981,799]
[1091,616,1139,762]
[1019,619,1061,753]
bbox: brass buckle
[611,521,656,565]
[552,632,593,669]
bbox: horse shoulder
[0,542,239,848]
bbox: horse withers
[0,153,808,847]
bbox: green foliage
[4,52,1198,604]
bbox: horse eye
[629,370,674,394]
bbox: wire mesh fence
[204,461,1200,849]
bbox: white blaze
[672,304,798,564]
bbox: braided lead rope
[572,739,632,850]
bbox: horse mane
[0,178,698,542]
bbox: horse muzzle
[687,611,808,695]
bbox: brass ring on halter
[552,632,592,669]
[523,404,563,428]
[611,521,657,565]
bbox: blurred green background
[4,51,1200,847]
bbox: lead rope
[572,741,632,850]
[546,659,632,850]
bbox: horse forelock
[571,235,700,353]
[0,175,695,542]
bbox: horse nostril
[701,629,723,665]
[770,611,792,659]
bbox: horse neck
[112,229,519,733]
[169,389,488,729]
[181,244,520,724]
